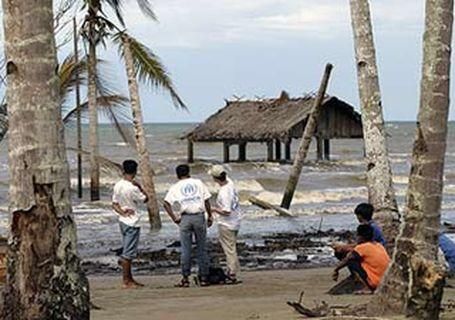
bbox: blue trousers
[179,213,209,278]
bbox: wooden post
[275,140,281,161]
[238,142,247,161]
[74,18,83,199]
[316,137,323,161]
[324,139,330,160]
[267,141,274,162]
[187,140,194,163]
[281,63,333,209]
[223,142,230,163]
[285,139,292,161]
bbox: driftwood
[248,196,293,217]
[287,291,330,317]
[287,291,387,319]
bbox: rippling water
[0,122,455,265]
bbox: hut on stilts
[184,91,363,163]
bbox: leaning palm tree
[113,31,185,229]
[80,0,156,201]
[1,0,89,318]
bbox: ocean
[0,122,455,272]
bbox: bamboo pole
[73,17,83,199]
[281,64,333,209]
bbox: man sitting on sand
[164,164,213,287]
[332,224,390,293]
[333,203,386,259]
[112,160,148,289]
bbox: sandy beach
[89,268,455,320]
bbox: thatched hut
[184,91,363,163]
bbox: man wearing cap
[164,164,213,287]
[209,165,242,283]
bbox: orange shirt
[354,242,390,288]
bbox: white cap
[208,164,226,178]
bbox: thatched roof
[185,91,362,142]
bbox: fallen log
[249,196,293,217]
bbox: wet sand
[90,268,455,320]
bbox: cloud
[123,0,424,48]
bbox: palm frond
[113,32,186,109]
[103,0,125,27]
[58,53,87,105]
[67,146,123,175]
[94,70,136,147]
[134,0,157,21]
[63,94,129,124]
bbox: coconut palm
[373,0,453,318]
[349,0,399,254]
[80,0,156,201]
[112,31,185,230]
[1,0,89,318]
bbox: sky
[115,0,451,123]
[1,0,454,122]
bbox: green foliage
[113,32,186,109]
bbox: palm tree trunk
[88,25,100,201]
[73,18,83,199]
[1,0,90,318]
[122,35,162,230]
[281,64,333,209]
[349,0,399,253]
[374,0,453,318]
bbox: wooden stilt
[187,140,194,163]
[275,139,281,161]
[267,141,274,162]
[239,142,247,161]
[223,142,230,163]
[285,139,292,161]
[324,139,330,160]
[316,137,323,161]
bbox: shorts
[119,222,140,260]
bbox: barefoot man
[112,160,148,289]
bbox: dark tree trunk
[374,0,453,318]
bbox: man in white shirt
[209,165,242,283]
[112,160,148,289]
[164,164,213,287]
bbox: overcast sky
[3,0,455,122]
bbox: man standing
[209,165,242,283]
[112,160,148,289]
[164,164,213,287]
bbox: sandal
[175,278,190,288]
[226,274,242,285]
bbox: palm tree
[113,32,185,229]
[1,0,89,318]
[80,0,156,201]
[349,0,400,253]
[373,0,453,318]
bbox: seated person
[333,203,386,259]
[332,224,390,293]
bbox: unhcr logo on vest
[181,183,197,197]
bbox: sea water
[0,122,454,265]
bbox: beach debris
[248,196,293,217]
[281,63,334,209]
[286,291,330,317]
